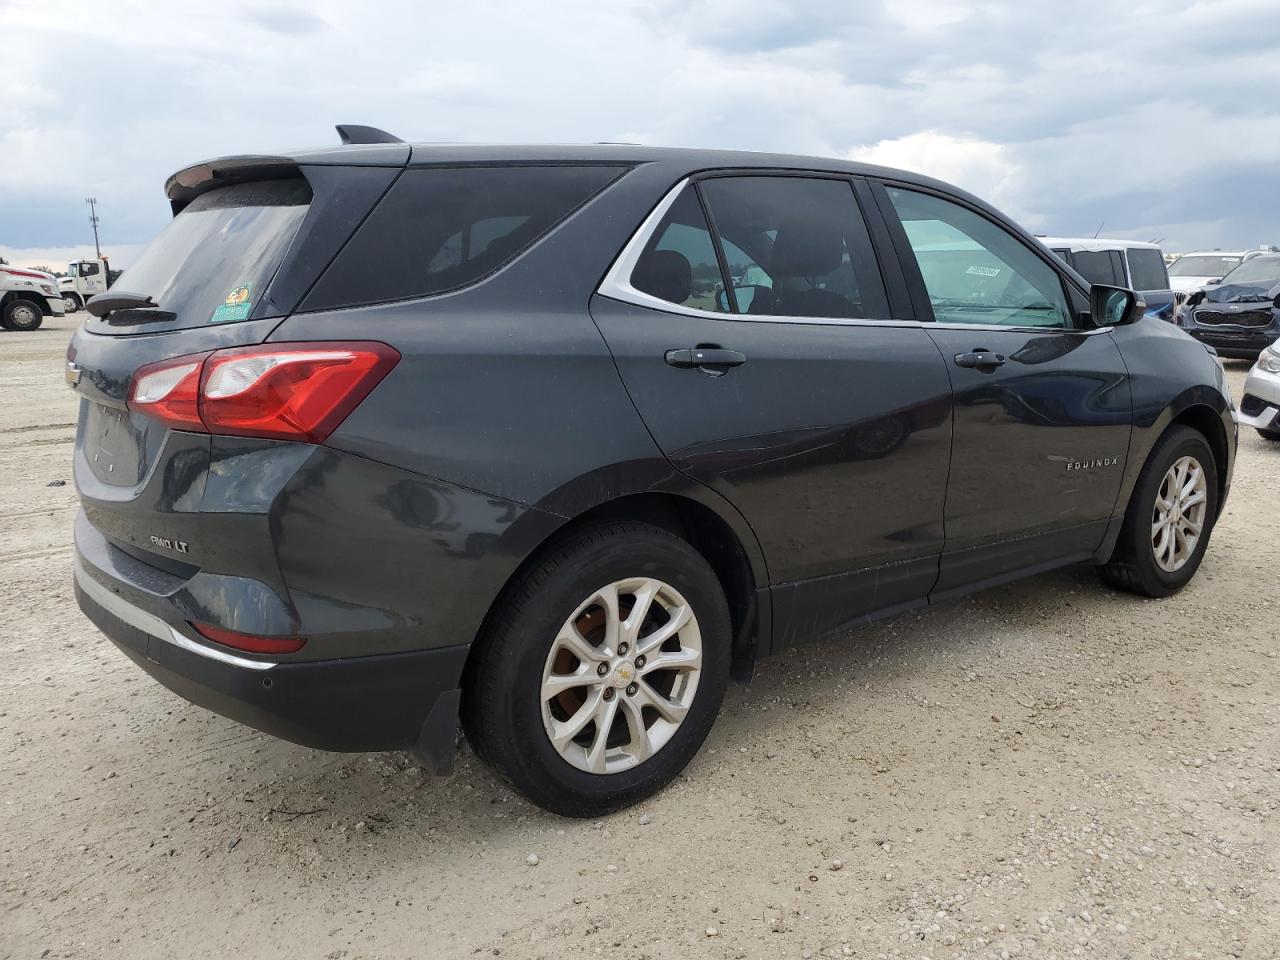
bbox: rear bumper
[74,540,468,771]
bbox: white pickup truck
[58,257,111,312]
[1,265,65,331]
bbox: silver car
[1237,343,1280,441]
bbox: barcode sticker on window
[966,265,1001,277]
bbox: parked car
[1237,342,1280,441]
[1,265,65,330]
[70,130,1236,816]
[1168,249,1272,294]
[1173,254,1280,359]
[1042,237,1174,317]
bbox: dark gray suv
[70,128,1236,816]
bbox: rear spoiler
[164,156,300,213]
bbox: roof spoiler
[336,124,404,145]
[164,155,300,212]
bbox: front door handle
[665,347,747,369]
[954,350,1006,369]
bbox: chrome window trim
[74,555,276,672]
[597,178,1114,336]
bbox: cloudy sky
[3,0,1278,268]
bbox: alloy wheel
[540,577,702,774]
[1151,455,1207,573]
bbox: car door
[872,182,1133,597]
[591,173,954,648]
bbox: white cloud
[2,0,1279,252]
[850,131,1031,219]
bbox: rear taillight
[127,342,399,442]
[189,621,306,655]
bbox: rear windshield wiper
[85,291,177,324]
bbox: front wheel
[462,521,731,817]
[1099,425,1218,598]
[2,298,44,332]
[1257,428,1280,443]
[62,293,81,313]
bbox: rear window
[113,180,310,326]
[305,165,626,309]
[1126,247,1169,291]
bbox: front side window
[886,187,1072,328]
[80,261,100,276]
[1125,248,1171,291]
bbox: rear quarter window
[305,165,627,310]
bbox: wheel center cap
[610,661,635,688]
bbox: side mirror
[1206,278,1221,286]
[1090,284,1144,326]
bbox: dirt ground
[2,313,1277,960]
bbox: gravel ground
[2,314,1277,960]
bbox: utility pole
[85,197,102,258]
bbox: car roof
[1039,236,1163,252]
[165,141,972,205]
[1175,250,1251,258]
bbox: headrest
[770,219,845,278]
[632,249,693,304]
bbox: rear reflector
[126,341,399,442]
[190,621,306,655]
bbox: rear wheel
[462,521,731,817]
[2,298,44,332]
[1099,425,1218,598]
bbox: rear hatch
[69,158,399,573]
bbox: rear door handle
[954,350,1006,369]
[665,348,747,369]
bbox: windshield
[113,180,309,326]
[1218,256,1280,287]
[1169,254,1241,278]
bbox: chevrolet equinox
[70,127,1237,816]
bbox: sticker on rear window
[210,284,253,324]
[966,265,1001,278]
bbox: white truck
[1,265,66,331]
[58,257,112,312]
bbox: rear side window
[1126,248,1170,291]
[700,177,888,319]
[308,165,625,309]
[113,180,310,327]
[630,186,731,313]
[627,176,889,319]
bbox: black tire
[62,293,82,313]
[461,520,731,817]
[1099,425,1218,598]
[3,298,44,332]
[1257,428,1280,443]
